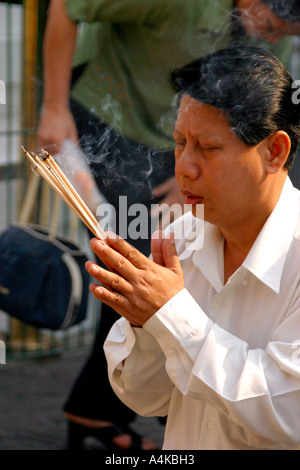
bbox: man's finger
[90,283,129,316]
[89,237,147,282]
[162,232,182,274]
[151,230,165,266]
[86,260,133,295]
[89,283,141,326]
[105,232,150,269]
[89,237,134,278]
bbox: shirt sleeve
[143,289,300,447]
[65,0,173,24]
[104,316,173,417]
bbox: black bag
[0,177,90,330]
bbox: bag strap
[40,180,51,227]
[18,173,40,225]
[48,191,61,239]
[18,173,78,241]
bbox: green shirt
[65,0,292,150]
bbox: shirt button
[217,300,224,307]
[207,422,214,430]
[242,279,248,286]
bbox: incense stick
[21,146,107,241]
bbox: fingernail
[106,231,119,241]
[95,286,103,296]
[90,264,99,276]
[165,231,175,241]
[92,238,106,251]
[152,229,164,240]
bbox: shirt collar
[176,177,299,294]
[242,177,299,293]
[175,216,224,292]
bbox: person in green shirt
[37,0,300,451]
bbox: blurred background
[0,0,99,362]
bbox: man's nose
[175,148,200,181]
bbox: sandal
[67,420,156,450]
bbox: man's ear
[265,131,291,174]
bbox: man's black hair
[263,0,300,22]
[170,46,300,170]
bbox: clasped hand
[86,231,184,326]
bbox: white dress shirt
[104,177,300,450]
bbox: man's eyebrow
[174,128,221,142]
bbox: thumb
[162,232,182,274]
[151,229,165,266]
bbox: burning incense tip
[41,149,50,160]
[21,145,107,241]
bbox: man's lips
[181,190,203,205]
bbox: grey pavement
[0,350,165,451]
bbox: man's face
[174,94,268,229]
[236,0,300,43]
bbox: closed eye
[173,136,186,147]
[173,129,186,146]
[196,143,220,151]
[201,146,220,151]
